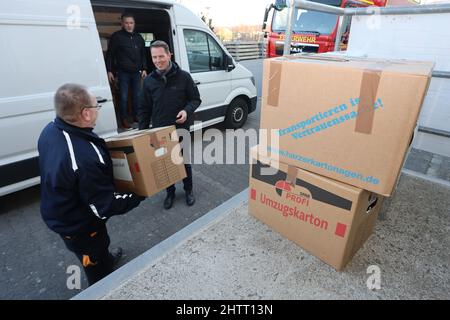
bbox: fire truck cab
[263,0,388,57]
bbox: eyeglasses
[83,104,102,110]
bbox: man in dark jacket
[138,40,201,210]
[106,13,147,129]
[38,83,145,286]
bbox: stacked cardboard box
[106,125,186,197]
[249,148,383,270]
[249,54,434,270]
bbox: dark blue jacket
[38,117,143,237]
[138,62,201,130]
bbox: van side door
[178,27,232,126]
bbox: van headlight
[251,76,255,86]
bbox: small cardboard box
[105,126,186,197]
[260,54,434,196]
[249,147,383,271]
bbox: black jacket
[106,29,147,73]
[38,117,144,237]
[138,62,202,130]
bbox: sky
[177,0,268,27]
[176,0,450,27]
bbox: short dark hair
[150,40,170,54]
[121,12,135,21]
[54,83,91,122]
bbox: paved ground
[404,149,450,181]
[0,59,449,299]
[78,173,450,300]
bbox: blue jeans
[117,70,141,119]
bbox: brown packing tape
[149,133,160,149]
[170,128,179,141]
[286,165,298,187]
[355,69,381,134]
[268,61,283,107]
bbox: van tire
[225,98,248,129]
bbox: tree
[201,12,215,33]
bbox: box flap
[273,53,435,77]
[105,125,177,143]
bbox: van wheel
[225,98,248,129]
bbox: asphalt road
[0,59,263,299]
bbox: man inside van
[138,40,201,210]
[106,13,147,129]
[38,83,145,286]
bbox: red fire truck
[263,0,389,57]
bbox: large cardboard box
[260,54,434,196]
[106,126,186,197]
[249,147,383,271]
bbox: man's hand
[176,110,187,124]
[141,70,147,79]
[108,72,115,83]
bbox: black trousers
[62,226,114,286]
[166,133,193,195]
[166,163,192,195]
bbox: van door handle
[194,80,201,85]
[96,97,108,103]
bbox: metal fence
[280,0,450,81]
[224,41,265,61]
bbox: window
[208,34,224,71]
[184,29,225,73]
[140,33,155,48]
[272,0,342,35]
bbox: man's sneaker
[110,247,123,267]
[164,193,175,210]
[185,191,195,206]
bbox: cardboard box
[105,126,186,197]
[260,54,434,196]
[249,147,383,271]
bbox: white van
[0,0,257,196]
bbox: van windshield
[272,0,341,35]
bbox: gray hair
[150,40,170,54]
[54,83,91,122]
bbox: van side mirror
[226,55,235,72]
[210,56,222,69]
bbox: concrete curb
[72,189,249,300]
[402,168,450,189]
